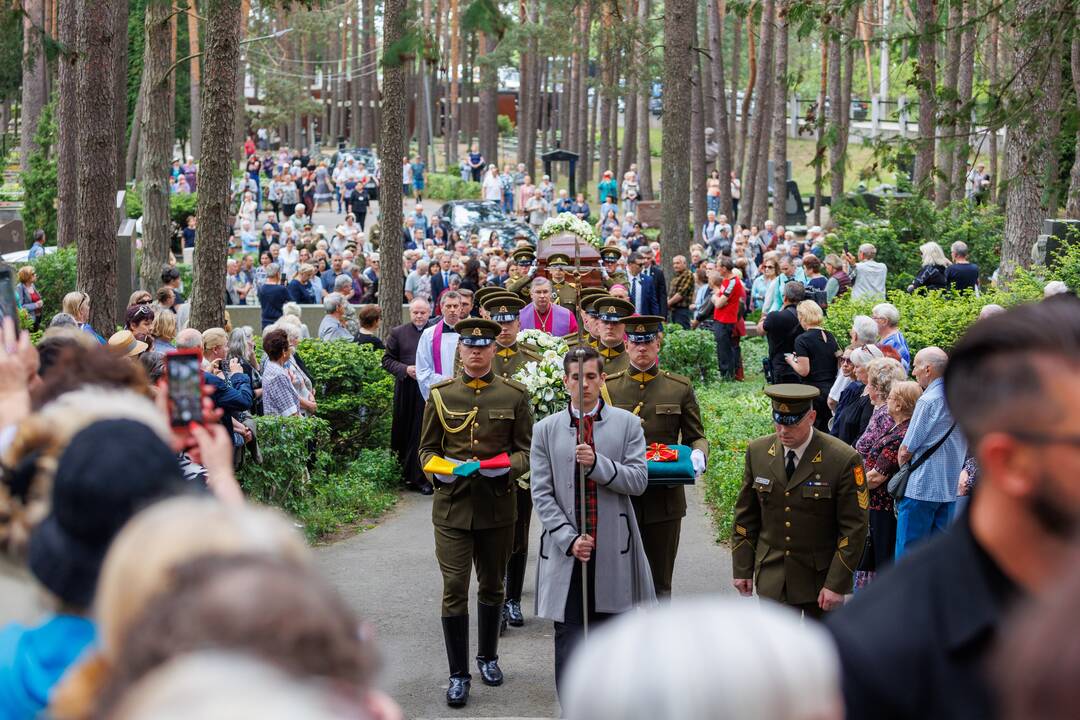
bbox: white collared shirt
[781,431,814,468]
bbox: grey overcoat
[530,404,656,622]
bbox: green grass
[699,337,774,542]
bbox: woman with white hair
[907,241,950,294]
[870,302,911,371]
[562,598,842,720]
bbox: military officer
[506,247,537,302]
[473,286,506,319]
[731,384,868,620]
[592,297,634,375]
[419,318,534,707]
[600,246,629,289]
[546,253,580,312]
[605,315,708,597]
[564,289,608,349]
[484,294,541,381]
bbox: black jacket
[909,263,949,293]
[827,510,1019,720]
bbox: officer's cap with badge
[579,288,609,316]
[455,318,502,347]
[482,294,526,324]
[473,286,506,309]
[594,297,635,323]
[625,315,666,343]
[764,384,820,425]
[511,247,536,265]
[599,247,622,264]
[547,252,572,269]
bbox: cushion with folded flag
[479,452,511,470]
[452,460,481,477]
[422,456,460,476]
[646,443,695,485]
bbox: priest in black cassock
[381,297,435,494]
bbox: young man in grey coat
[530,345,656,701]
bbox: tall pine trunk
[708,0,733,217]
[747,0,776,226]
[140,0,176,292]
[361,0,378,146]
[950,1,976,203]
[935,0,962,208]
[735,12,756,202]
[76,0,120,334]
[188,1,202,158]
[190,0,242,330]
[447,0,460,164]
[56,0,78,248]
[913,0,937,188]
[660,0,694,279]
[771,0,788,226]
[634,0,652,196]
[21,0,48,172]
[690,32,707,237]
[379,0,408,339]
[1066,16,1080,219]
[827,5,844,203]
[478,32,498,171]
[813,38,827,225]
[113,0,127,187]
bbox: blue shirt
[0,615,96,719]
[880,330,911,371]
[26,244,44,260]
[901,378,967,503]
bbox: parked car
[436,200,538,250]
[332,147,380,201]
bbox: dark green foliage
[125,189,200,227]
[659,323,717,383]
[497,114,514,136]
[296,339,395,452]
[20,99,57,243]
[424,173,482,200]
[298,449,400,540]
[29,247,77,319]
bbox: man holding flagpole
[419,318,533,708]
[530,345,655,704]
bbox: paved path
[315,481,734,720]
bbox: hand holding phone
[166,349,205,427]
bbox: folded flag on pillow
[453,460,481,477]
[422,456,459,476]
[479,452,511,470]
[424,453,513,478]
[646,444,695,484]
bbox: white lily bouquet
[513,330,570,419]
[538,212,604,250]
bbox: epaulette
[521,346,542,360]
[500,376,529,393]
[431,377,455,390]
[605,370,626,381]
[662,370,692,386]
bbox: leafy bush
[497,114,514,136]
[296,339,395,452]
[298,449,400,541]
[125,188,200,226]
[425,173,481,201]
[30,246,77,319]
[660,323,717,383]
[20,98,57,243]
[822,284,1043,356]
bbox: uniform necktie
[785,450,797,480]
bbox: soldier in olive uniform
[419,318,534,707]
[546,253,581,313]
[605,316,708,597]
[473,286,506,319]
[600,246,629,289]
[731,385,868,620]
[593,297,634,375]
[479,294,542,630]
[564,290,608,349]
[506,247,537,302]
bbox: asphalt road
[315,481,735,720]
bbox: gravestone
[1039,219,1080,267]
[0,219,25,255]
[636,200,661,227]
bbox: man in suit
[731,384,868,619]
[606,316,708,597]
[639,250,668,319]
[625,253,660,316]
[530,345,653,700]
[419,318,533,708]
[429,253,454,302]
[382,297,435,494]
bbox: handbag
[887,423,956,501]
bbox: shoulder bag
[887,423,956,501]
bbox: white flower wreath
[538,212,604,251]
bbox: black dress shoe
[418,482,434,495]
[476,657,504,686]
[505,598,524,627]
[446,676,471,707]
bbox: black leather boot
[476,602,505,686]
[441,615,471,707]
[504,552,527,627]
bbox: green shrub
[497,114,514,136]
[30,246,77,319]
[660,323,717,383]
[296,339,395,452]
[238,415,332,515]
[125,188,200,226]
[822,284,1044,356]
[425,173,481,201]
[298,449,400,541]
[20,98,57,243]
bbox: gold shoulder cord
[430,388,477,434]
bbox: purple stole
[520,303,573,335]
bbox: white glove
[691,449,707,476]
[528,265,538,277]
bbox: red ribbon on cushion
[646,443,678,462]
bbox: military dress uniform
[731,385,868,619]
[606,316,708,597]
[418,318,534,706]
[546,253,581,314]
[593,297,635,376]
[506,247,536,302]
[564,290,608,349]
[600,247,629,289]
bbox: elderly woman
[870,302,911,371]
[260,328,316,417]
[62,291,106,344]
[785,300,840,430]
[354,305,384,349]
[286,264,317,305]
[271,319,316,415]
[151,310,177,353]
[856,380,923,587]
[16,266,44,331]
[908,241,950,294]
[229,326,263,415]
[831,344,884,446]
[751,255,779,311]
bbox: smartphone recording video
[166,350,204,427]
[0,264,19,323]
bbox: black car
[436,200,538,250]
